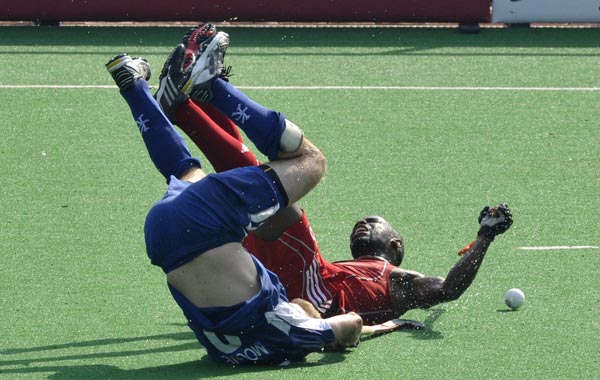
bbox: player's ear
[390,238,404,266]
[391,237,404,250]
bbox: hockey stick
[360,318,424,339]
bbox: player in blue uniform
[106,28,362,365]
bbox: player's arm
[252,204,303,241]
[394,204,513,309]
[292,298,363,351]
[394,236,494,309]
[416,234,495,305]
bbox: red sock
[174,99,259,172]
[192,100,243,142]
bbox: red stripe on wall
[2,0,490,23]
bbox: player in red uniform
[170,98,512,326]
[162,26,513,326]
[243,210,400,325]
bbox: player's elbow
[298,139,327,188]
[441,286,467,302]
[304,138,327,178]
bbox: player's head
[349,215,404,266]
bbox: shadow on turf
[0,331,199,368]
[410,308,446,340]
[0,328,348,379]
[0,330,195,356]
[0,356,349,380]
[0,310,445,378]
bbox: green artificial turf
[1,25,599,380]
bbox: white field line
[518,245,600,251]
[0,85,116,89]
[5,84,597,252]
[2,85,600,91]
[238,86,600,91]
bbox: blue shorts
[144,165,288,273]
[144,165,335,363]
[169,256,336,365]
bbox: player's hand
[477,203,513,239]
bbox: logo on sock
[136,114,150,133]
[231,104,250,125]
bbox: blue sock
[120,81,201,182]
[210,78,286,161]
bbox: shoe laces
[220,65,233,81]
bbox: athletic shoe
[154,23,218,117]
[105,54,151,91]
[154,44,189,117]
[181,31,230,102]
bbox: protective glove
[477,203,513,239]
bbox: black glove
[477,203,513,239]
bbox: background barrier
[493,0,600,23]
[1,0,491,24]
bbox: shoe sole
[182,24,216,72]
[181,32,229,95]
